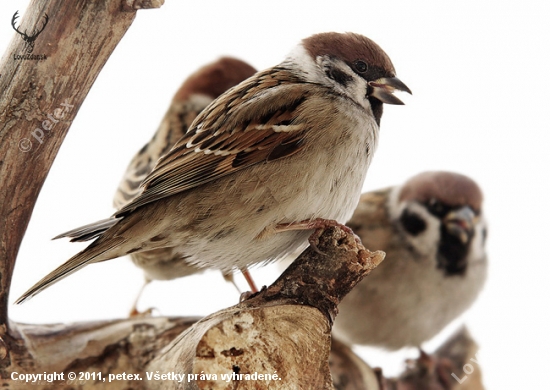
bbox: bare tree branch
[0,0,162,379]
[0,0,162,334]
[3,227,385,389]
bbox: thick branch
[147,227,384,389]
[1,227,385,389]
[0,0,161,335]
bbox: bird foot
[402,349,456,389]
[129,306,158,318]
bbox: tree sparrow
[16,32,411,304]
[332,171,488,350]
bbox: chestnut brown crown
[302,32,396,79]
[399,171,484,213]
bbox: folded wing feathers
[117,72,310,215]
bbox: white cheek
[348,76,369,108]
[283,44,320,80]
[317,58,369,109]
[285,44,372,113]
[469,216,488,261]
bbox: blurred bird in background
[332,171,487,350]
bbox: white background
[2,1,549,388]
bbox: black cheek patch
[400,210,427,236]
[326,68,353,87]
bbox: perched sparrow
[47,58,257,314]
[332,171,488,350]
[16,32,411,304]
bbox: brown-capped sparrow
[16,32,411,304]
[332,171,488,350]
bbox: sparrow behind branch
[16,32,411,304]
[114,56,258,211]
[332,171,488,350]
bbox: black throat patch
[436,226,472,276]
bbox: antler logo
[11,11,49,54]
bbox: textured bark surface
[146,227,385,390]
[382,327,485,390]
[329,327,485,390]
[329,337,379,390]
[0,0,146,332]
[6,317,197,389]
[433,327,484,390]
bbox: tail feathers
[53,217,120,242]
[15,237,126,304]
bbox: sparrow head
[391,171,486,276]
[299,32,411,124]
[173,57,257,103]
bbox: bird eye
[426,198,445,217]
[354,60,368,73]
[400,210,427,236]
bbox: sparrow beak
[369,77,412,105]
[443,206,478,244]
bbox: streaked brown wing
[117,68,311,215]
[113,103,202,210]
